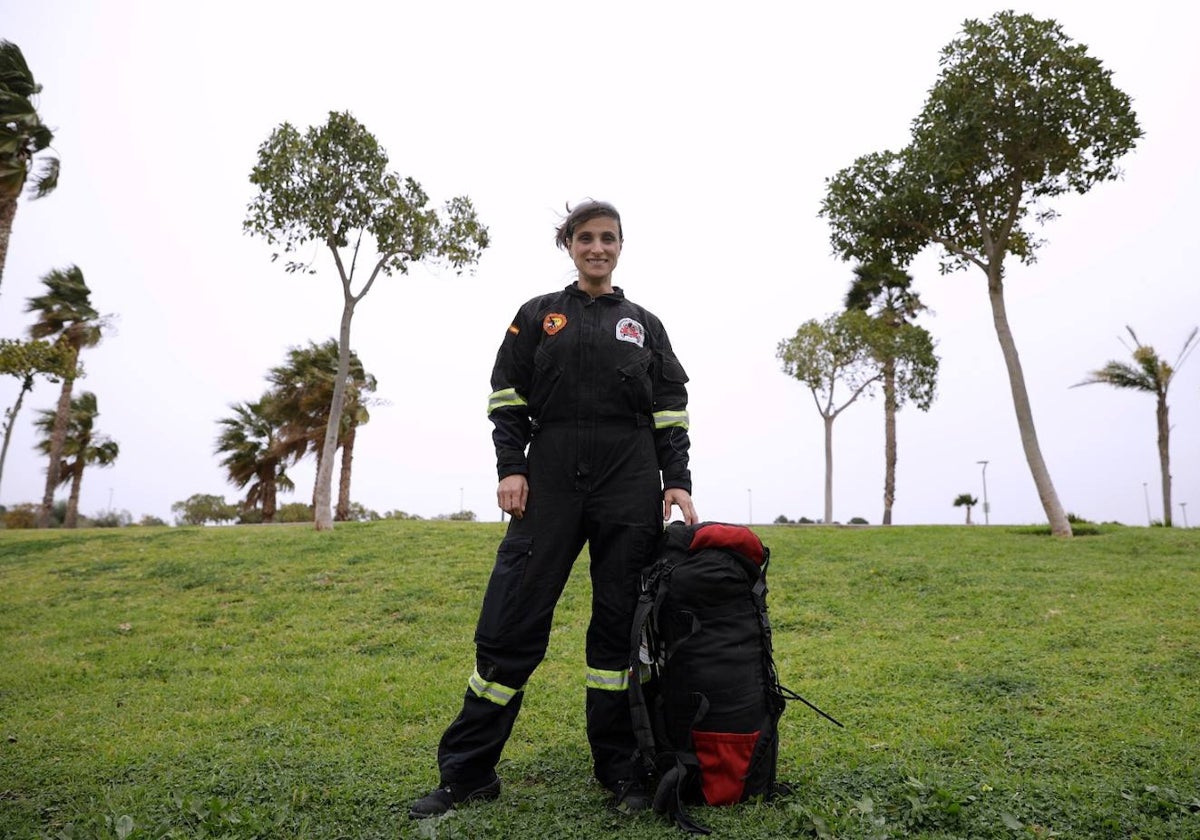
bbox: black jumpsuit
[436,282,692,791]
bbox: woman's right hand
[497,474,529,519]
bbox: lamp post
[1143,482,1152,526]
[747,489,753,525]
[1181,502,1189,528]
[976,461,990,525]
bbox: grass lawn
[1,521,1197,839]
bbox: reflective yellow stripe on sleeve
[468,669,521,706]
[488,388,528,415]
[586,666,631,692]
[652,409,689,430]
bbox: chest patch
[615,317,645,348]
[543,313,568,335]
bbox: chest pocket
[529,344,565,414]
[617,349,654,413]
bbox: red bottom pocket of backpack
[692,729,761,805]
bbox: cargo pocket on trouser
[691,729,761,805]
[474,535,533,647]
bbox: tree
[25,266,104,527]
[0,39,60,290]
[33,390,118,528]
[1073,325,1198,528]
[264,339,376,521]
[953,493,978,525]
[171,493,237,526]
[821,11,1142,537]
[844,262,939,525]
[215,399,294,523]
[244,111,488,530]
[777,310,883,524]
[0,337,73,497]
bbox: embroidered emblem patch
[507,324,520,336]
[543,313,567,335]
[615,317,645,348]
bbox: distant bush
[774,515,793,524]
[3,503,37,529]
[849,516,869,525]
[92,509,132,528]
[138,515,168,527]
[276,503,314,523]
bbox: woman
[410,200,698,818]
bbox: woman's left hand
[663,488,698,525]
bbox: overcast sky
[2,0,1198,529]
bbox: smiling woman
[409,199,699,819]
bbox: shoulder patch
[615,317,645,348]
[508,324,520,336]
[543,313,567,335]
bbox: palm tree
[25,266,103,527]
[844,262,937,525]
[1074,325,1199,527]
[33,390,118,528]
[953,493,978,525]
[266,339,376,522]
[0,39,60,289]
[215,399,295,523]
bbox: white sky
[2,0,1198,528]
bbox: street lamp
[747,489,753,525]
[976,461,990,525]
[1181,502,1189,528]
[1143,482,1152,526]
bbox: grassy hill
[1,521,1197,838]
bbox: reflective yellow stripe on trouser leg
[468,669,522,706]
[585,666,631,692]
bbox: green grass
[1,522,1198,839]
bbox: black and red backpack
[628,521,841,834]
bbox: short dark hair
[554,200,623,250]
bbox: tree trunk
[1157,392,1172,527]
[986,267,1071,537]
[823,413,834,524]
[965,505,973,526]
[313,296,356,531]
[261,462,277,523]
[882,358,897,526]
[0,196,17,292]
[37,373,75,528]
[335,422,356,522]
[0,374,34,498]
[65,460,83,528]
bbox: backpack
[628,521,841,834]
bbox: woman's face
[569,216,622,284]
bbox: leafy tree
[137,514,167,527]
[215,399,294,523]
[33,390,118,528]
[265,339,376,521]
[0,337,73,496]
[25,266,104,527]
[821,11,1142,537]
[244,110,489,530]
[778,310,884,525]
[171,493,237,526]
[844,262,938,525]
[0,39,60,289]
[953,493,978,525]
[1073,325,1198,527]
